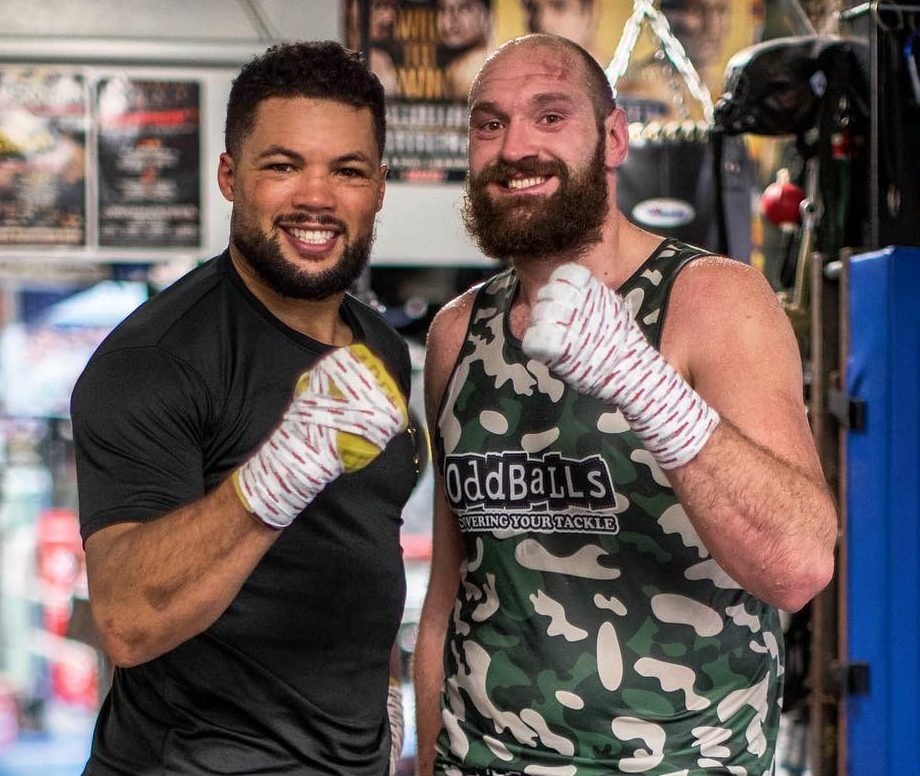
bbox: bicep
[422,487,464,617]
[83,521,141,588]
[667,261,823,478]
[419,297,472,623]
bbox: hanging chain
[604,0,715,125]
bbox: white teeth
[506,176,547,190]
[289,227,335,244]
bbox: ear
[375,164,389,213]
[604,107,629,170]
[217,152,235,202]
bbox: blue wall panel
[846,246,920,775]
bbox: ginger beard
[232,212,374,300]
[462,136,608,261]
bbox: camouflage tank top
[434,239,783,776]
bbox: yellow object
[231,469,255,514]
[297,343,408,473]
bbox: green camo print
[434,240,783,776]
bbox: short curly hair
[224,40,386,160]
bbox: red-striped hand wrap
[521,263,719,469]
[233,344,407,529]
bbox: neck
[229,246,353,346]
[512,210,653,308]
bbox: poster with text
[96,78,201,247]
[0,67,87,246]
[347,0,759,178]
[347,0,481,182]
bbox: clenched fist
[234,343,407,528]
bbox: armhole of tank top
[651,250,710,350]
[433,277,500,452]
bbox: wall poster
[346,0,759,181]
[96,78,201,247]
[0,67,88,246]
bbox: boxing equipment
[522,263,719,469]
[761,169,805,228]
[234,343,408,528]
[387,679,404,775]
[712,34,870,260]
[605,0,754,256]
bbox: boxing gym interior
[0,0,917,773]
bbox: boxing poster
[346,0,758,182]
[0,67,88,246]
[346,0,478,181]
[96,78,201,247]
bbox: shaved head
[471,34,615,127]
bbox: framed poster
[348,0,758,180]
[95,78,201,247]
[346,0,480,181]
[0,67,87,246]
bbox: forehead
[246,97,378,157]
[472,45,585,108]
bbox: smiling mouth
[503,175,550,192]
[286,225,338,244]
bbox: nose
[499,118,539,163]
[290,171,336,211]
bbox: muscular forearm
[86,478,279,667]
[668,419,837,611]
[413,620,447,776]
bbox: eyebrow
[470,100,507,121]
[471,91,578,119]
[531,92,578,110]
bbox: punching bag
[606,0,753,257]
[618,120,715,248]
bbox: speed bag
[617,123,717,250]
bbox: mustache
[471,158,567,186]
[274,213,347,230]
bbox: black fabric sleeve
[71,346,212,542]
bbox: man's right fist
[234,344,408,529]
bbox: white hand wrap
[522,263,719,469]
[387,680,404,775]
[234,344,407,528]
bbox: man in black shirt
[72,41,417,775]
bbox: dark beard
[231,213,372,301]
[462,138,609,262]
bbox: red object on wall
[761,170,805,227]
[36,508,98,709]
[36,508,82,591]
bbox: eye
[336,166,370,179]
[539,113,564,126]
[265,162,294,173]
[475,118,503,133]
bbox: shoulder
[668,255,789,336]
[72,259,232,426]
[73,345,206,416]
[97,256,228,355]
[71,345,211,468]
[423,284,481,413]
[426,284,481,361]
[663,255,802,402]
